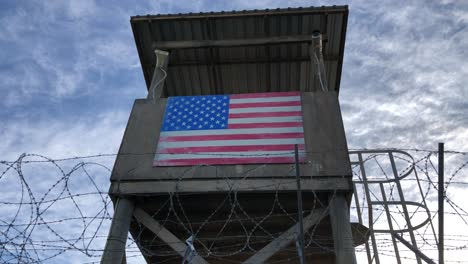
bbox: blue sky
[1,0,468,263]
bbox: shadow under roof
[131,5,348,97]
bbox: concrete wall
[111,91,351,181]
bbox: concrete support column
[329,193,357,264]
[101,197,135,264]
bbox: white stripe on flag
[228,106,301,113]
[228,116,302,124]
[158,138,305,148]
[230,96,300,104]
[160,127,304,137]
[155,151,306,160]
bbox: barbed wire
[0,148,467,263]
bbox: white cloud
[339,0,468,151]
[0,0,142,106]
[0,111,128,160]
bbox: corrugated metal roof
[130,5,348,97]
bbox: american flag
[153,91,305,166]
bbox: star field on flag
[161,95,229,131]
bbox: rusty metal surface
[130,6,348,96]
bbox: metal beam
[109,178,352,195]
[394,233,437,264]
[243,209,326,264]
[439,143,444,264]
[153,35,326,50]
[389,152,422,264]
[155,54,340,67]
[379,183,402,264]
[133,207,209,264]
[294,144,305,264]
[357,153,381,264]
[101,198,135,264]
[131,6,348,22]
[352,183,372,264]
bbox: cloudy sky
[1,0,467,263]
[2,0,467,161]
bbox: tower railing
[350,150,437,264]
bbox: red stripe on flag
[230,91,300,99]
[229,101,300,108]
[228,122,303,129]
[229,111,302,118]
[160,132,304,142]
[158,144,305,154]
[153,156,306,166]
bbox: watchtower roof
[131,5,348,97]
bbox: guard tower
[102,6,362,264]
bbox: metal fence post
[439,143,444,264]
